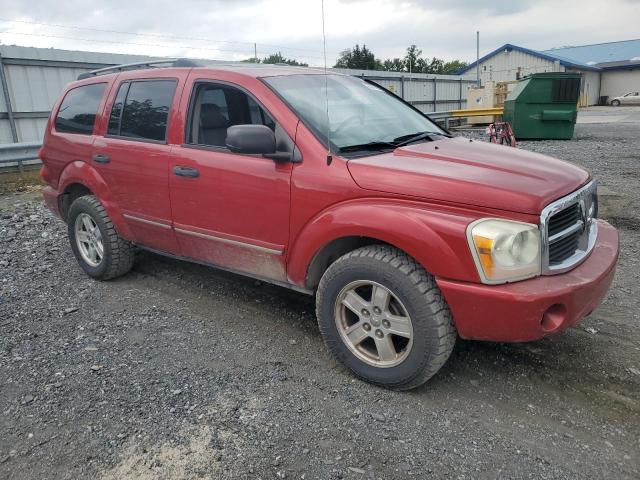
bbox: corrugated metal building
[0,45,476,145]
[459,39,640,106]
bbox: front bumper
[437,219,619,342]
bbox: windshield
[263,74,445,153]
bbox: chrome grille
[541,181,598,274]
[548,203,580,237]
[548,229,580,264]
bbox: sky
[0,0,638,67]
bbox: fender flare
[57,161,134,239]
[287,199,481,288]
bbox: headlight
[467,218,541,284]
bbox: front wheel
[611,99,621,106]
[316,245,456,390]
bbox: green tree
[334,44,382,70]
[441,59,468,74]
[241,52,308,66]
[404,44,422,72]
[382,58,405,72]
[415,56,443,74]
[262,52,308,66]
[337,43,468,75]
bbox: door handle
[173,166,200,178]
[92,153,110,164]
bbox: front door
[169,80,294,282]
[93,77,182,253]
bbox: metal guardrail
[0,142,41,172]
[451,107,504,117]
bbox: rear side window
[55,83,106,135]
[107,80,177,142]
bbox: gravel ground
[1,116,639,479]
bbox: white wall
[600,69,640,98]
[475,49,606,105]
[583,70,601,106]
[474,49,563,84]
[566,68,601,105]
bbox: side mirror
[226,125,276,155]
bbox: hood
[346,137,590,214]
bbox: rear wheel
[611,99,621,106]
[316,245,456,390]
[67,195,135,280]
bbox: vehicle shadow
[130,249,640,412]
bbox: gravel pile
[1,120,639,479]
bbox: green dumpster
[503,72,580,140]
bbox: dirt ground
[1,112,639,479]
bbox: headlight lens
[467,219,541,284]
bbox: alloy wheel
[74,213,104,267]
[334,280,414,368]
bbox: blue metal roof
[458,39,640,74]
[542,39,640,66]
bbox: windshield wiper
[392,131,450,147]
[339,131,451,154]
[338,141,397,153]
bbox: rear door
[168,76,296,282]
[46,82,108,185]
[93,76,184,254]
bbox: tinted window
[248,96,275,130]
[110,80,176,142]
[107,82,129,135]
[55,83,106,135]
[187,83,275,147]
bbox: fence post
[458,79,463,109]
[432,78,437,112]
[400,75,405,99]
[0,52,19,147]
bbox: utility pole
[0,51,18,144]
[476,31,480,86]
[407,57,412,96]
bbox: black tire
[67,195,135,280]
[316,245,456,390]
[611,99,620,106]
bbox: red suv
[40,60,619,389]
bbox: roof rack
[77,58,202,80]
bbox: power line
[0,18,342,56]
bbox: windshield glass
[263,74,444,152]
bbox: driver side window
[187,82,276,148]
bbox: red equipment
[488,121,517,147]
